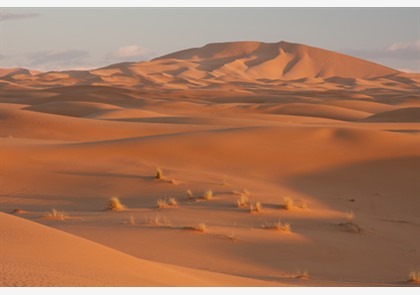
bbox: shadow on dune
[284,156,420,214]
[54,170,154,181]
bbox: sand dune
[1,213,280,286]
[0,41,419,286]
[361,107,420,123]
[1,41,416,92]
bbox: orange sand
[1,41,419,286]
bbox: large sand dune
[0,41,419,286]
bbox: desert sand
[0,41,419,287]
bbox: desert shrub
[202,190,213,200]
[157,198,178,208]
[168,197,178,206]
[45,209,67,220]
[262,221,291,232]
[12,208,27,214]
[283,197,294,210]
[107,197,125,211]
[186,190,194,200]
[156,168,164,180]
[236,194,249,208]
[408,271,420,284]
[194,223,206,232]
[250,202,262,213]
[296,270,309,279]
[156,199,168,208]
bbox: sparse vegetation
[408,271,420,284]
[145,214,171,226]
[262,221,291,232]
[107,197,125,211]
[194,223,207,232]
[156,167,164,180]
[186,189,194,200]
[296,270,309,279]
[12,208,27,214]
[236,194,249,208]
[168,197,178,207]
[156,199,168,208]
[283,197,294,210]
[157,198,178,208]
[202,190,213,200]
[45,209,68,221]
[345,210,355,221]
[249,201,262,213]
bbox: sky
[1,7,419,72]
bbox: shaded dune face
[0,41,419,287]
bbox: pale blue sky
[1,8,419,72]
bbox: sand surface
[1,41,419,287]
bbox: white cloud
[108,45,151,60]
[0,12,40,21]
[344,39,420,62]
[387,40,420,52]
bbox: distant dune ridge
[1,41,418,90]
[0,41,419,286]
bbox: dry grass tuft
[202,190,213,200]
[45,209,68,221]
[296,270,309,279]
[146,214,171,226]
[156,167,164,180]
[186,189,194,200]
[283,197,294,210]
[262,221,291,232]
[12,208,27,214]
[193,223,207,232]
[236,194,249,208]
[345,210,355,221]
[250,202,262,213]
[156,199,168,208]
[157,198,178,208]
[408,271,420,284]
[168,197,178,207]
[107,197,125,211]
